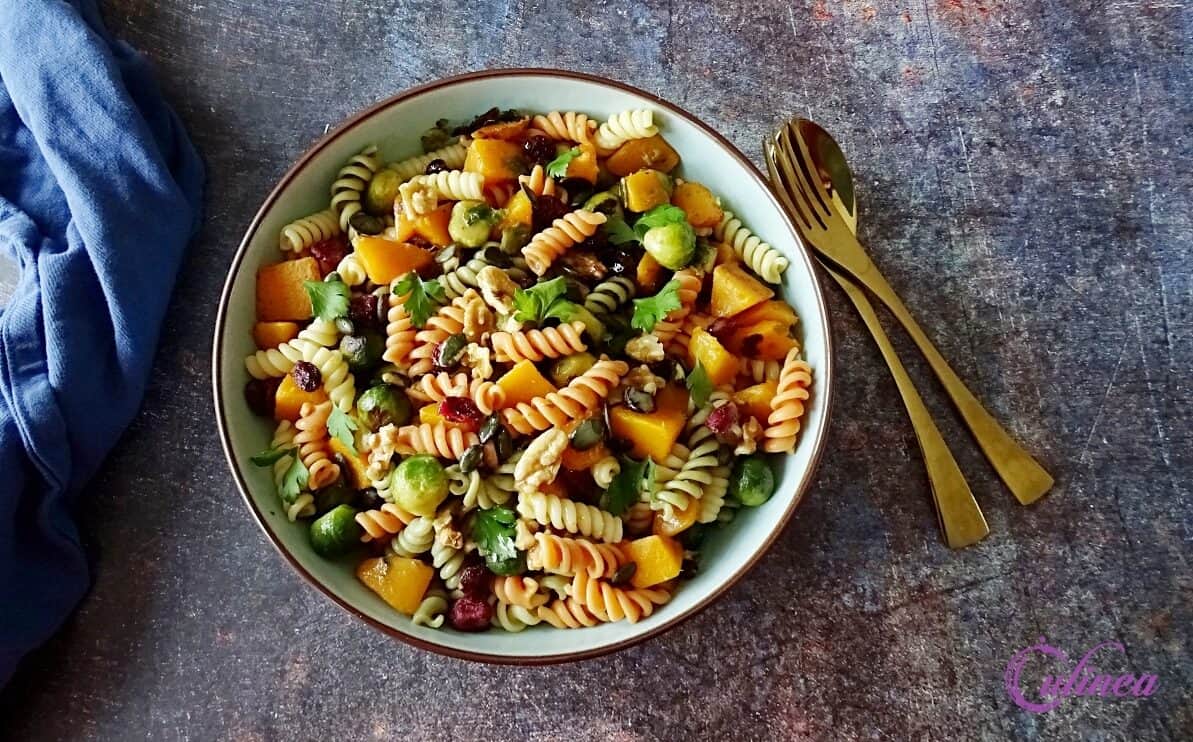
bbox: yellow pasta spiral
[492,576,548,609]
[526,533,631,579]
[501,358,628,435]
[394,423,480,460]
[303,346,355,412]
[491,320,588,363]
[521,209,606,275]
[355,502,417,542]
[295,401,340,490]
[530,111,596,143]
[568,572,671,624]
[764,348,813,453]
[535,597,603,629]
[280,209,341,253]
[383,294,417,367]
[516,491,624,543]
[388,141,468,181]
[595,109,658,154]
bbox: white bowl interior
[217,72,831,659]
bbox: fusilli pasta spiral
[383,294,417,368]
[330,146,380,232]
[568,572,670,624]
[355,502,416,542]
[517,164,568,201]
[491,601,542,632]
[411,586,449,628]
[714,210,789,284]
[446,465,511,511]
[302,346,356,411]
[394,423,480,460]
[407,299,467,376]
[438,251,530,300]
[430,538,466,591]
[516,491,624,543]
[764,348,813,453]
[740,358,783,384]
[698,463,732,524]
[295,401,340,490]
[335,252,368,287]
[502,358,627,435]
[280,209,341,253]
[650,268,702,346]
[652,422,721,516]
[594,109,657,154]
[526,533,631,580]
[583,276,635,318]
[386,516,435,556]
[491,320,588,363]
[591,455,621,489]
[244,318,339,378]
[492,576,548,609]
[536,597,602,629]
[388,141,468,181]
[530,111,596,143]
[399,170,485,215]
[521,209,606,275]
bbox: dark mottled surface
[1,1,1190,740]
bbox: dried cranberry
[602,246,637,276]
[532,196,571,232]
[309,237,348,277]
[355,487,383,510]
[705,402,740,436]
[349,294,381,329]
[457,564,492,598]
[244,378,277,417]
[523,135,555,166]
[440,396,483,427]
[424,158,448,175]
[291,361,322,392]
[449,596,493,632]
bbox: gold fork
[768,120,1053,505]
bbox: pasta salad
[243,107,813,632]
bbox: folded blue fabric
[0,0,204,684]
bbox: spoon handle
[849,262,1054,504]
[826,265,989,547]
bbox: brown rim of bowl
[212,67,835,665]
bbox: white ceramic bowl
[213,69,833,663]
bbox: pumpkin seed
[349,211,385,235]
[569,417,605,451]
[433,333,468,369]
[478,414,502,444]
[624,387,656,413]
[459,444,484,474]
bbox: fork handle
[849,262,1054,504]
[827,265,989,547]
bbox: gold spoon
[764,129,989,548]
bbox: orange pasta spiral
[295,401,340,490]
[408,372,506,414]
[502,358,628,435]
[395,423,480,459]
[526,533,631,579]
[522,209,606,275]
[651,268,703,346]
[568,572,671,624]
[518,164,568,201]
[492,576,548,609]
[529,111,596,143]
[764,348,813,453]
[535,597,603,629]
[491,320,588,363]
[383,294,417,367]
[355,503,417,542]
[407,300,467,376]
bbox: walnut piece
[625,334,665,363]
[477,265,518,315]
[514,428,568,494]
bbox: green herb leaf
[542,298,578,323]
[631,279,682,333]
[278,455,310,504]
[512,277,575,325]
[605,214,640,245]
[633,204,689,239]
[327,406,359,454]
[393,272,446,328]
[545,146,581,179]
[601,457,650,516]
[250,446,295,467]
[303,279,350,321]
[686,362,713,409]
[472,506,519,561]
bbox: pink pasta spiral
[521,209,606,275]
[501,358,628,435]
[518,164,568,201]
[492,576,548,609]
[355,503,417,542]
[383,294,417,367]
[526,533,631,579]
[408,372,507,414]
[407,300,467,376]
[294,401,340,490]
[651,268,703,346]
[536,597,602,629]
[394,423,480,459]
[763,348,813,453]
[491,320,588,363]
[568,572,671,624]
[529,111,596,143]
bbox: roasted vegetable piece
[564,142,599,184]
[495,360,556,406]
[670,181,723,229]
[605,134,681,176]
[256,257,321,321]
[627,534,684,587]
[339,331,385,373]
[313,480,356,515]
[636,253,663,293]
[497,190,533,234]
[709,262,774,318]
[274,373,328,421]
[464,138,526,182]
[329,436,371,489]
[730,456,776,506]
[355,236,434,285]
[608,405,685,462]
[728,299,798,330]
[686,328,738,386]
[253,321,299,349]
[365,168,401,215]
[549,352,597,387]
[357,555,435,615]
[448,200,499,247]
[733,380,779,424]
[356,383,412,430]
[390,455,449,517]
[621,169,672,213]
[723,319,798,360]
[310,504,362,557]
[643,222,696,270]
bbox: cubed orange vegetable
[609,406,686,463]
[729,299,798,330]
[274,373,328,421]
[395,211,416,242]
[656,384,689,416]
[636,253,663,293]
[354,236,435,285]
[419,403,443,425]
[687,327,738,387]
[256,257,321,321]
[464,138,526,182]
[671,181,723,229]
[414,203,453,246]
[652,497,700,538]
[253,321,299,349]
[628,534,684,587]
[472,117,530,140]
[724,319,799,360]
[329,436,369,489]
[561,442,610,472]
[356,555,434,616]
[565,142,599,184]
[605,134,681,177]
[733,380,779,424]
[709,262,774,318]
[621,169,671,212]
[498,190,533,233]
[496,360,556,407]
[715,241,738,266]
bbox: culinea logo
[1004,637,1159,713]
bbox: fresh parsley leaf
[545,146,581,179]
[250,446,295,467]
[393,272,446,328]
[327,406,359,455]
[472,506,519,561]
[601,457,650,516]
[512,277,577,325]
[542,298,578,323]
[686,362,713,409]
[633,204,689,239]
[303,278,350,321]
[631,279,682,332]
[605,214,640,245]
[278,455,309,504]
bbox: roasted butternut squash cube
[687,328,738,387]
[355,236,435,285]
[498,190,533,233]
[414,203,453,246]
[636,253,663,294]
[561,442,610,472]
[730,299,798,330]
[496,360,557,407]
[256,257,321,321]
[733,380,779,424]
[419,403,444,425]
[395,210,416,242]
[274,373,328,421]
[253,321,299,349]
[329,436,370,489]
[628,534,684,587]
[671,181,723,229]
[605,134,681,176]
[621,169,671,212]
[356,555,434,616]
[609,406,686,463]
[564,142,599,184]
[724,319,798,360]
[464,138,526,182]
[715,240,738,266]
[655,384,689,416]
[710,262,774,318]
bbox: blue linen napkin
[0,0,204,684]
